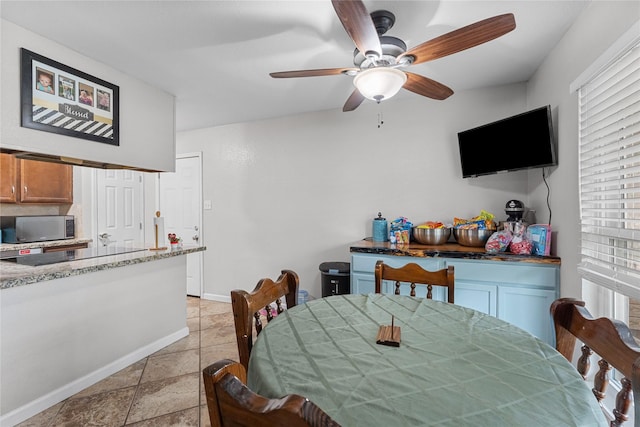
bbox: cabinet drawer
[447,259,558,288]
[351,253,444,273]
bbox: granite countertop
[0,238,93,252]
[350,239,561,265]
[0,245,206,289]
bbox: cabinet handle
[11,185,14,194]
[24,186,27,194]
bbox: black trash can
[319,261,351,297]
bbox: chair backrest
[550,298,640,426]
[203,359,341,427]
[231,269,299,370]
[374,261,455,303]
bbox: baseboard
[0,327,189,427]
[201,292,231,303]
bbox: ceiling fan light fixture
[353,67,406,102]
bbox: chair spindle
[578,344,592,379]
[593,358,611,402]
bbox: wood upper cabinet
[0,153,18,203]
[0,154,73,204]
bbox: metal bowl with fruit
[412,226,452,245]
[453,228,494,247]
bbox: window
[576,24,639,425]
[577,33,640,320]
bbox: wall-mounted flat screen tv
[457,105,557,178]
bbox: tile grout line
[123,356,150,426]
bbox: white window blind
[577,40,640,298]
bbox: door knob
[192,235,199,242]
[98,233,112,246]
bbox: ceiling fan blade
[270,68,357,78]
[403,72,454,100]
[399,13,516,66]
[331,0,381,59]
[343,89,365,112]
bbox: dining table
[247,293,606,426]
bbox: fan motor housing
[353,36,407,68]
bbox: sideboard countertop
[350,238,560,265]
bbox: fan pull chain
[377,111,384,128]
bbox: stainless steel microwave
[0,215,75,243]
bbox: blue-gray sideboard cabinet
[349,240,560,346]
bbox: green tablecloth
[247,294,606,426]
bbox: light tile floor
[16,297,237,427]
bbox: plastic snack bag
[485,229,513,253]
[509,222,533,254]
[389,217,413,243]
[454,210,496,230]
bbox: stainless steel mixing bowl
[453,228,494,247]
[412,227,451,245]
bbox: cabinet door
[498,286,557,346]
[351,272,375,294]
[19,160,73,203]
[0,153,18,203]
[455,280,497,316]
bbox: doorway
[159,153,203,297]
[96,169,144,248]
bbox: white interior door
[159,153,203,297]
[96,170,144,248]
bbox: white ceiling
[1,0,589,132]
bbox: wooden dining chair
[231,269,299,370]
[374,260,455,303]
[203,359,341,427]
[551,298,640,426]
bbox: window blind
[577,41,640,298]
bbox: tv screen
[457,105,557,178]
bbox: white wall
[525,2,639,298]
[177,84,529,300]
[1,19,176,172]
[1,257,188,424]
[177,2,638,302]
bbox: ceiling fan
[270,0,516,112]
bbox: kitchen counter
[1,243,205,424]
[0,238,93,252]
[350,238,560,265]
[0,244,206,289]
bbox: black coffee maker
[505,200,525,222]
[501,200,528,232]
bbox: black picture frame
[20,48,119,146]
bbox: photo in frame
[20,48,119,146]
